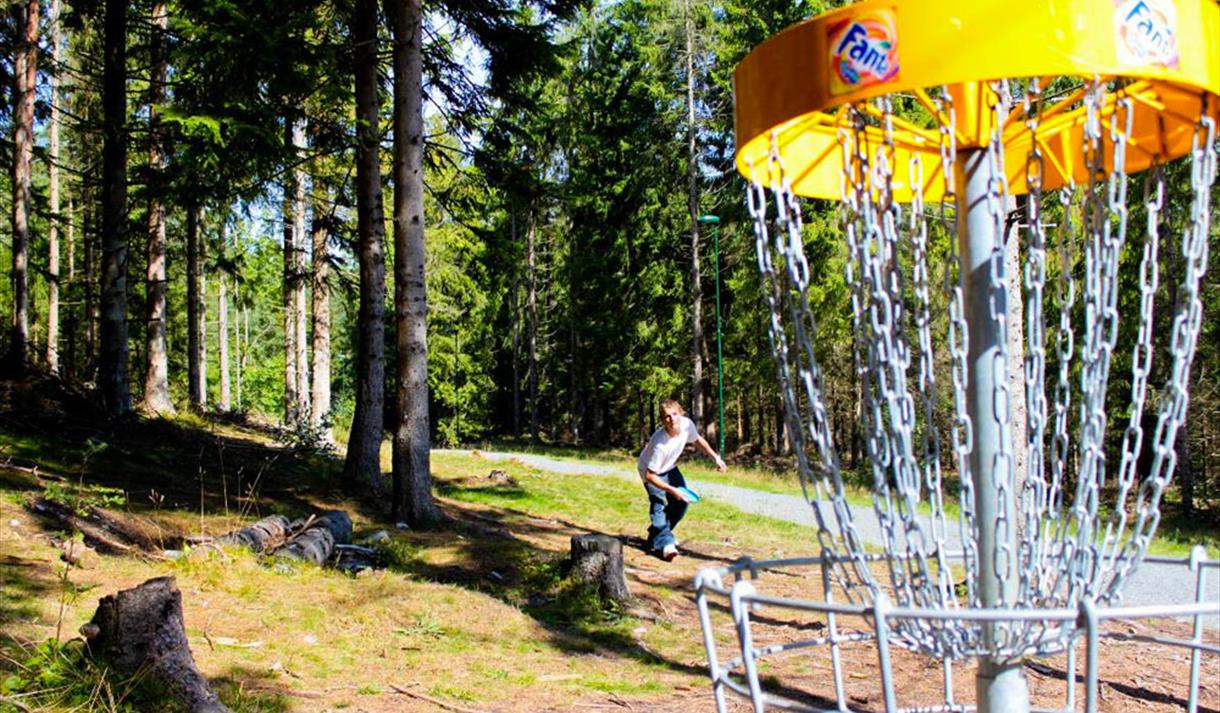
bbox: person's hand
[670,487,689,503]
[715,455,727,473]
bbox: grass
[0,378,1217,712]
[0,392,817,712]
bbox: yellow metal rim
[734,0,1220,200]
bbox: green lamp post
[697,214,725,455]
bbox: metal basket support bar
[955,115,1028,709]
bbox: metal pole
[956,145,1029,713]
[714,222,725,455]
[700,214,726,455]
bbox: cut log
[569,533,632,605]
[274,510,352,565]
[215,514,291,553]
[28,496,160,554]
[82,576,232,713]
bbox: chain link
[742,81,1214,661]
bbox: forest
[1,0,1218,524]
[0,0,1217,710]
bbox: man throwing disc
[638,399,727,561]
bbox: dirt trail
[445,449,1219,628]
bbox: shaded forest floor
[0,375,1217,712]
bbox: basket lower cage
[694,551,1219,713]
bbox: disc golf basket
[694,1,1219,712]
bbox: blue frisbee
[675,486,702,503]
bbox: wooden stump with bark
[82,576,232,713]
[276,510,352,565]
[215,514,290,552]
[569,533,632,605]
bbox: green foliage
[0,639,181,713]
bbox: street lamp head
[697,214,720,224]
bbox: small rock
[365,530,390,544]
[8,519,20,528]
[302,634,318,645]
[395,522,410,530]
[60,539,98,568]
[162,549,184,560]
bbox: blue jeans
[644,466,688,553]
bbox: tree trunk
[292,122,309,420]
[310,189,332,435]
[46,0,62,374]
[343,0,388,500]
[276,511,353,565]
[186,204,206,409]
[388,0,441,525]
[282,122,300,426]
[216,514,291,552]
[8,0,39,372]
[511,212,521,438]
[99,0,131,414]
[82,577,232,713]
[85,198,97,376]
[1005,205,1027,535]
[141,0,173,414]
[527,211,540,442]
[569,534,631,605]
[218,245,230,410]
[683,0,705,433]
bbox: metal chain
[1107,110,1216,599]
[740,78,1215,661]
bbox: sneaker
[662,544,679,562]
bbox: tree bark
[46,0,62,375]
[85,197,97,376]
[9,0,39,373]
[290,122,310,420]
[99,0,131,414]
[216,514,290,553]
[282,122,301,426]
[343,0,388,500]
[142,0,173,414]
[310,189,332,435]
[684,0,704,432]
[83,577,232,713]
[569,534,631,605]
[275,511,353,565]
[527,211,540,442]
[218,224,231,411]
[186,204,206,409]
[388,0,442,525]
[511,212,521,438]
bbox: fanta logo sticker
[1115,0,1179,69]
[828,8,899,96]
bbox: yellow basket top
[734,0,1220,201]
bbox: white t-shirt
[637,415,700,479]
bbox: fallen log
[214,514,291,553]
[570,533,632,605]
[81,577,232,713]
[274,511,352,565]
[27,496,160,555]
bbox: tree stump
[215,514,290,553]
[82,577,232,713]
[570,534,632,605]
[275,511,352,565]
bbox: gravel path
[446,449,1218,627]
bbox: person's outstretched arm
[693,436,727,473]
